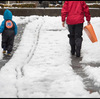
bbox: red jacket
[61,1,91,25]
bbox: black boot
[76,46,81,57]
[71,45,75,55]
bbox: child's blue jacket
[0,9,17,35]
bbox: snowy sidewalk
[0,16,100,98]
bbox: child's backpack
[5,20,14,30]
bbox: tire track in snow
[16,17,45,78]
[14,17,45,98]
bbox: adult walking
[61,1,91,57]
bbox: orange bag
[84,24,98,43]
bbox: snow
[0,15,100,98]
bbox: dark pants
[2,32,15,53]
[68,23,83,55]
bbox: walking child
[0,9,17,56]
[61,1,91,57]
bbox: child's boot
[2,50,6,55]
[7,52,12,57]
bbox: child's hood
[3,9,12,20]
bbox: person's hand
[87,21,91,25]
[62,22,65,27]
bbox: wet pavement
[71,55,100,94]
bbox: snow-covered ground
[0,15,100,98]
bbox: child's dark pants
[68,23,83,57]
[2,31,15,53]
